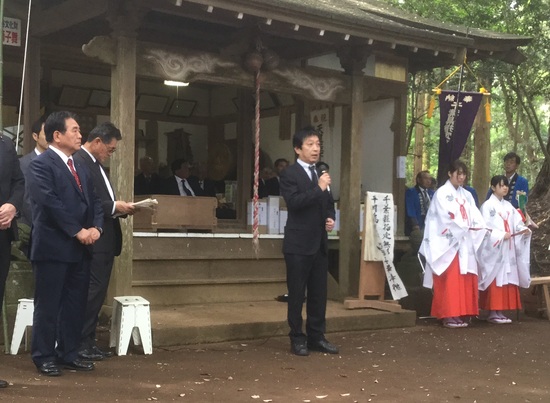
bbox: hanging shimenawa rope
[243,38,280,258]
[252,69,261,256]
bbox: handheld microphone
[316,161,330,192]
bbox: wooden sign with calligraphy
[345,192,408,311]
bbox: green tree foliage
[387,0,550,191]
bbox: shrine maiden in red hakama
[477,175,531,324]
[419,161,486,328]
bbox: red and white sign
[3,17,21,47]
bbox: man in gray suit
[19,118,48,227]
[0,132,25,387]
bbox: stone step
[148,300,416,346]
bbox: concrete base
[149,300,416,347]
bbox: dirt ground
[0,315,549,403]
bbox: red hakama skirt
[431,253,479,319]
[479,281,522,311]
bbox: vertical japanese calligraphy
[364,192,408,300]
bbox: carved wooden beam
[83,36,352,103]
[32,0,109,37]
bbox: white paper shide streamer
[364,192,408,300]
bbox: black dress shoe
[59,359,94,371]
[92,345,114,358]
[308,339,339,354]
[78,347,104,361]
[37,362,62,377]
[290,341,309,356]
[0,379,8,388]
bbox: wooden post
[107,8,141,298]
[394,94,408,235]
[473,95,490,200]
[337,55,365,298]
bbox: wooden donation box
[133,195,217,231]
[344,192,407,311]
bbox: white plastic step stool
[10,298,34,355]
[109,296,152,355]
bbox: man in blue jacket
[486,152,528,209]
[405,171,434,235]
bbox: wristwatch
[94,226,103,235]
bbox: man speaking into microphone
[279,126,338,356]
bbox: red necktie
[67,158,83,192]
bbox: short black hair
[490,175,509,188]
[31,116,46,135]
[170,158,188,175]
[503,152,520,165]
[274,158,289,168]
[292,126,320,149]
[87,122,122,144]
[44,111,77,143]
[415,170,430,184]
[448,160,468,176]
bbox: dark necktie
[67,158,83,192]
[309,165,318,186]
[181,179,193,196]
[422,189,430,211]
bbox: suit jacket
[0,136,25,241]
[265,176,280,196]
[134,172,162,195]
[280,163,335,256]
[405,185,434,235]
[27,148,103,262]
[162,176,201,196]
[18,149,39,226]
[74,149,122,256]
[188,175,217,197]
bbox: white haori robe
[420,180,486,289]
[477,194,531,291]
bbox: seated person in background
[162,158,200,196]
[134,156,162,195]
[189,162,217,197]
[485,152,529,209]
[405,170,434,235]
[257,167,275,198]
[266,158,289,196]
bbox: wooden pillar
[394,94,408,235]
[473,95,491,199]
[107,8,141,298]
[338,53,366,297]
[22,38,41,154]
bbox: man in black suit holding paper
[74,122,135,360]
[279,126,338,356]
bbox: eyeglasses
[105,145,116,154]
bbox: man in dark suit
[0,132,25,388]
[279,126,338,356]
[134,155,162,195]
[27,111,103,376]
[74,122,135,361]
[162,158,200,196]
[189,162,217,197]
[266,158,289,196]
[19,117,48,227]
